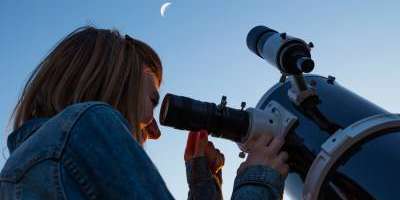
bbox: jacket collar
[7,118,49,154]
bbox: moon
[160,2,172,17]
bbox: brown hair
[12,26,162,142]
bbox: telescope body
[257,75,400,199]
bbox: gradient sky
[1,0,400,199]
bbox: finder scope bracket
[287,74,317,106]
[239,100,298,152]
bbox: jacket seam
[53,161,66,200]
[58,162,70,200]
[62,154,97,200]
[15,181,22,200]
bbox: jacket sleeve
[63,104,174,200]
[231,165,285,200]
[185,157,223,200]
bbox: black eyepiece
[296,57,315,73]
[160,93,250,143]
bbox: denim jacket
[0,102,285,200]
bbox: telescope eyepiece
[160,93,250,143]
[246,25,314,75]
[297,57,314,73]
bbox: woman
[0,26,289,199]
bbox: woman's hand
[184,131,224,200]
[238,134,289,177]
[184,130,225,176]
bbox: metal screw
[279,74,287,83]
[241,102,246,111]
[327,75,336,84]
[280,32,287,40]
[221,96,227,106]
[239,151,246,158]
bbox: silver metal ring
[303,114,400,200]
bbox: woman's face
[139,66,161,141]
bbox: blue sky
[1,0,400,199]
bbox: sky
[1,0,400,199]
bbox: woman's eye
[151,92,160,107]
[151,95,159,107]
[151,98,157,106]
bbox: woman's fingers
[202,141,225,174]
[277,151,289,162]
[267,137,285,156]
[184,132,197,161]
[217,149,225,164]
[280,164,290,177]
[271,151,289,177]
[184,130,209,161]
[252,133,273,152]
[238,133,290,177]
[193,130,208,157]
[214,148,225,169]
[184,131,225,175]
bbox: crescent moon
[160,2,172,17]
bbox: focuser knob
[241,102,246,111]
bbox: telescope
[160,26,400,199]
